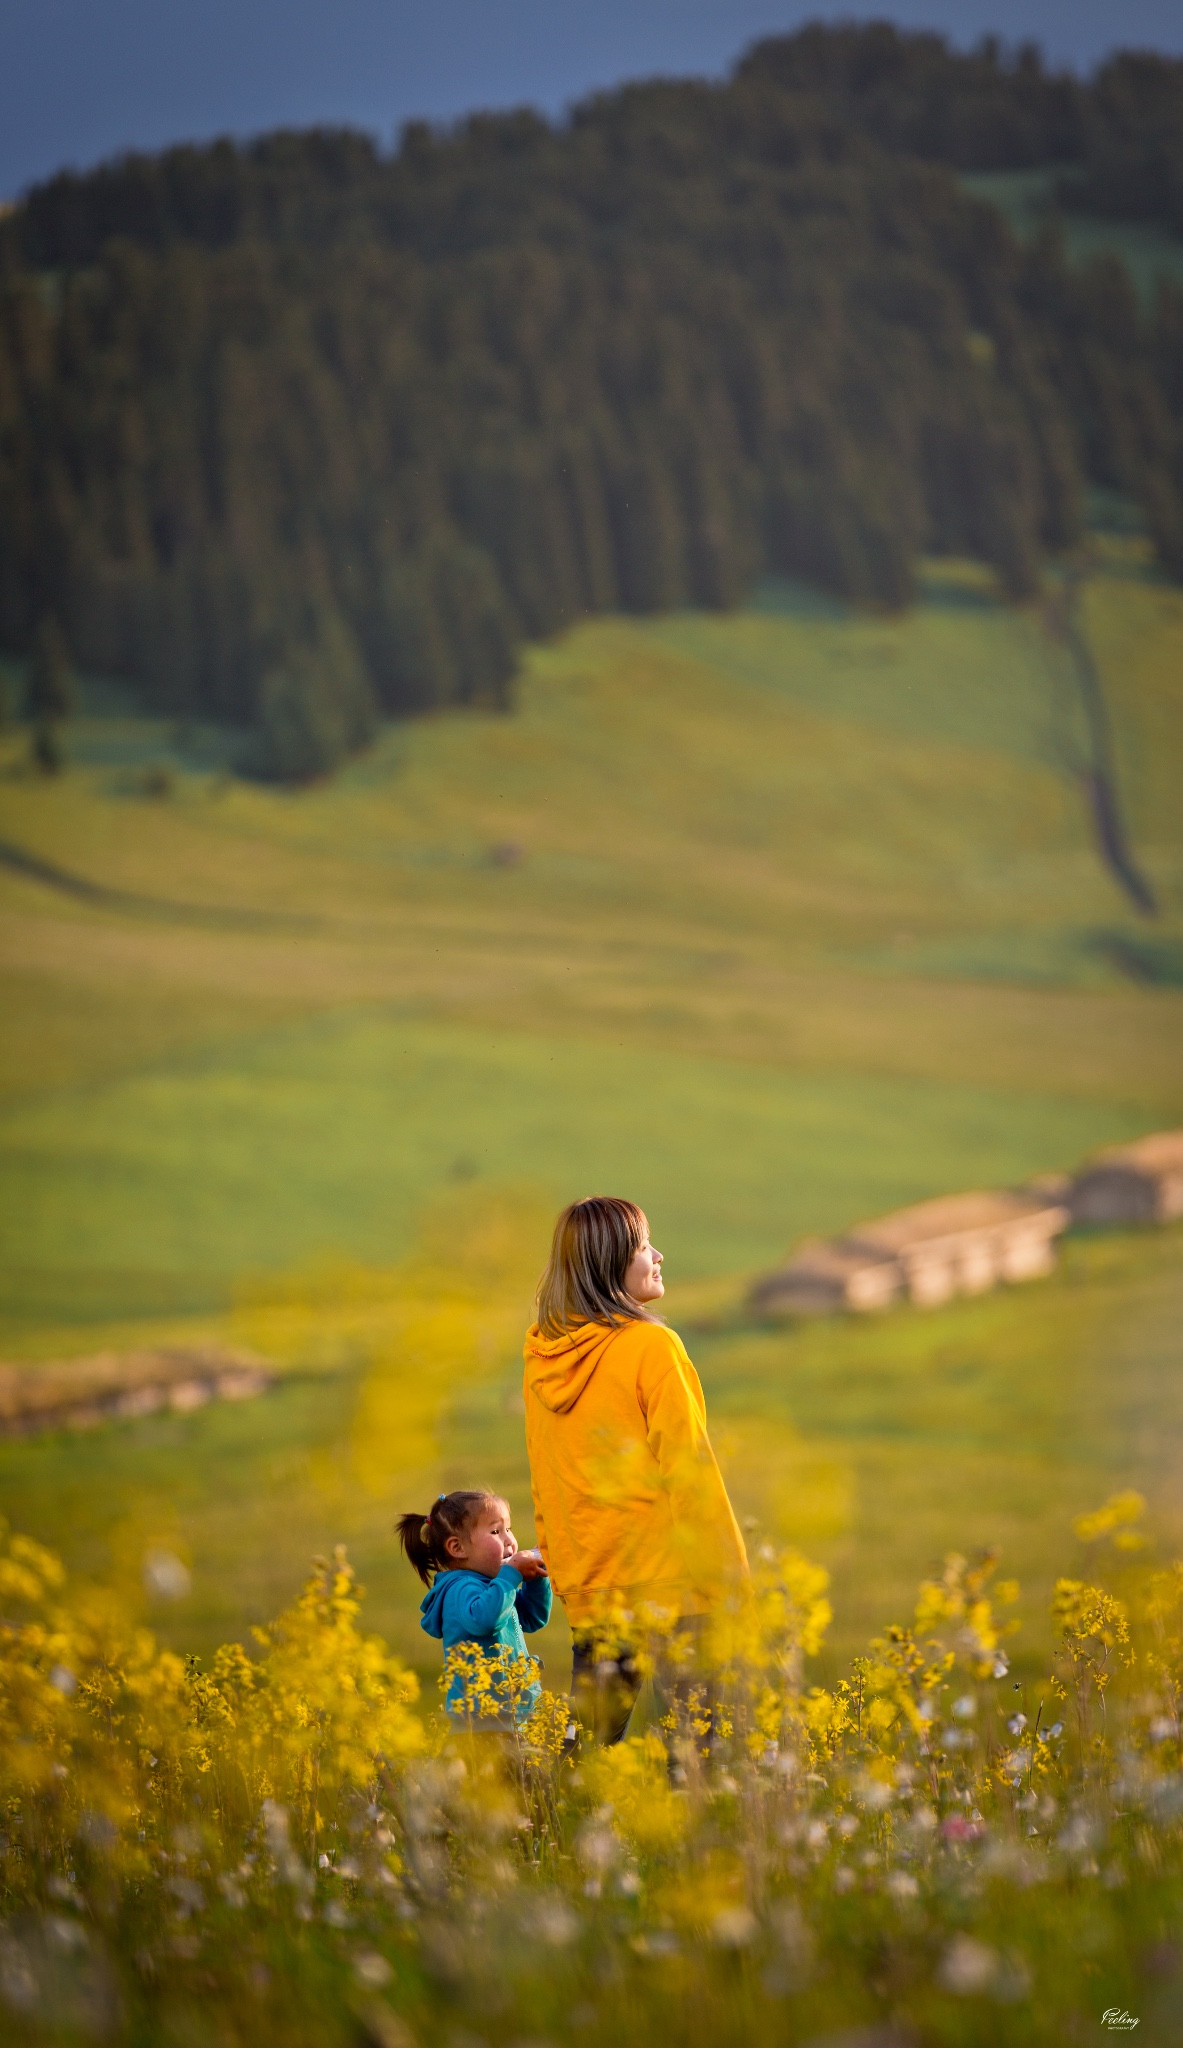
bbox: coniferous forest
[1,24,1182,776]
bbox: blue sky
[3,0,1181,202]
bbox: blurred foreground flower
[142,1549,191,1600]
[0,1495,1179,2044]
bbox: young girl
[397,1490,552,1725]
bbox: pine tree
[253,605,377,782]
[26,617,75,774]
[2,28,1182,775]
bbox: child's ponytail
[395,1510,437,1584]
[396,1490,495,1585]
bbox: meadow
[0,540,1181,1687]
[4,1468,1183,2047]
[0,1206,1179,1688]
[959,169,1183,306]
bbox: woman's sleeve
[515,1575,554,1633]
[443,1567,522,1636]
[639,1331,749,1583]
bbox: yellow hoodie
[522,1317,748,1627]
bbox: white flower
[529,1898,580,1947]
[576,1823,619,1873]
[939,1934,998,1995]
[352,1950,392,1988]
[1058,1813,1098,1855]
[142,1549,191,1600]
[712,1906,758,1948]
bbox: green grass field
[0,1215,1178,1688]
[1,541,1181,1685]
[959,169,1183,305]
[0,1010,1152,1325]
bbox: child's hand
[512,1547,548,1580]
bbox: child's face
[446,1499,518,1578]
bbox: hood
[523,1319,621,1413]
[419,1571,457,1639]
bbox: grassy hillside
[0,1013,1155,1331]
[0,1213,1178,1685]
[0,543,1181,1669]
[960,169,1183,305]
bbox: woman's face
[624,1233,664,1303]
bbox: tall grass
[1,1491,1180,2044]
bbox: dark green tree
[254,605,377,782]
[26,616,76,774]
[1,25,1181,777]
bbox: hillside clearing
[0,555,1180,1664]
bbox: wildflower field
[2,549,1182,2042]
[2,1488,1182,2046]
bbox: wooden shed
[1070,1130,1183,1227]
[751,1186,1069,1318]
[749,1237,901,1317]
[842,1188,1070,1308]
[0,1345,274,1439]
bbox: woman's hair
[535,1195,653,1337]
[396,1490,498,1586]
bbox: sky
[3,0,1182,203]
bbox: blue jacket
[419,1564,553,1722]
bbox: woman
[523,1195,748,1743]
